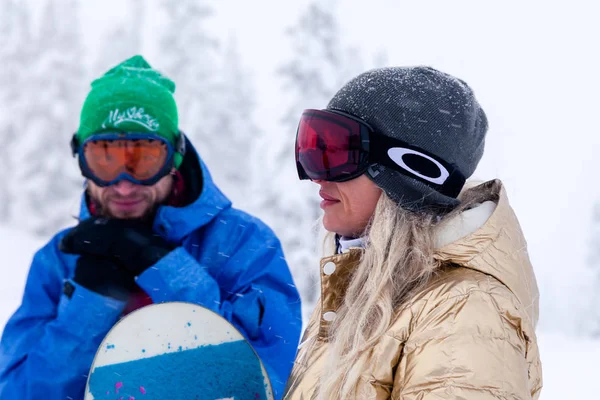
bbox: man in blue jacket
[0,55,301,399]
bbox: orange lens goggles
[83,138,170,183]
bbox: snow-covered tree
[207,37,258,206]
[0,0,33,223]
[159,0,220,157]
[92,0,145,77]
[159,3,259,208]
[253,1,369,322]
[12,0,85,236]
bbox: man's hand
[60,217,175,277]
[71,255,137,301]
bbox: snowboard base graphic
[84,302,274,400]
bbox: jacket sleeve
[0,235,126,400]
[392,288,536,400]
[135,220,302,400]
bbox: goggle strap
[369,134,465,198]
[70,131,186,158]
[175,130,186,158]
[70,133,79,157]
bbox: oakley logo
[102,107,160,131]
[387,147,449,185]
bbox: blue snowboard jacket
[0,144,302,399]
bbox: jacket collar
[434,179,539,326]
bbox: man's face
[87,171,175,220]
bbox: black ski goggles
[295,109,466,198]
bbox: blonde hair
[306,187,495,399]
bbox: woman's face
[315,175,382,237]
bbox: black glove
[60,217,175,276]
[71,254,137,301]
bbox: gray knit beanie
[327,66,488,212]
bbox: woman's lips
[319,191,340,209]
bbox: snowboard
[84,301,274,400]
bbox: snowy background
[1,0,599,398]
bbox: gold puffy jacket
[284,180,542,399]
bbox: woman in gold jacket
[285,67,542,399]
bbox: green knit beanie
[77,55,182,168]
